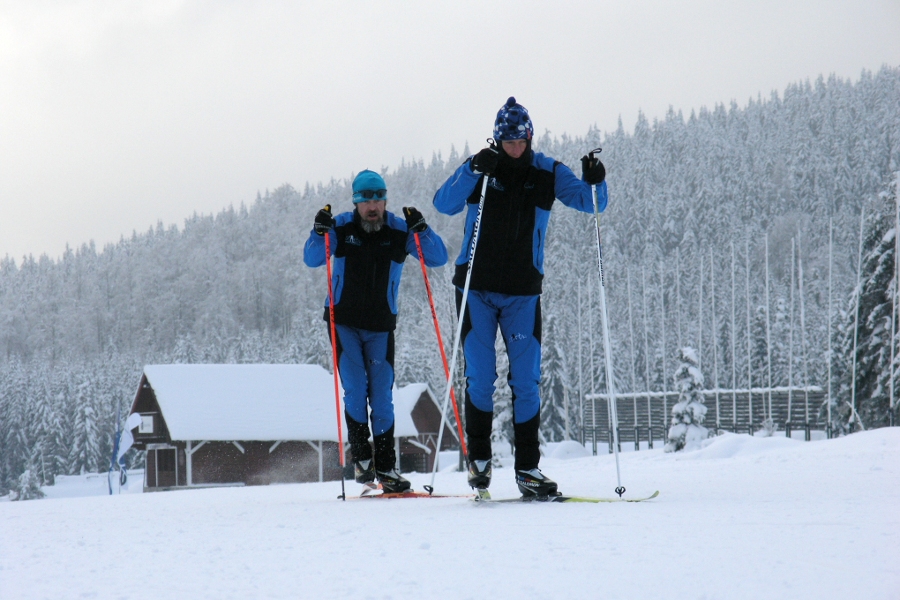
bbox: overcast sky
[2,1,899,261]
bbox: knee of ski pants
[492,292,544,423]
[502,300,542,424]
[363,331,395,437]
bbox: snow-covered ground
[2,429,898,600]
[36,470,145,500]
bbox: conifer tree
[665,347,709,452]
[836,173,900,430]
[68,375,101,475]
[491,333,514,465]
[540,314,569,442]
[10,467,44,501]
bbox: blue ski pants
[333,324,395,436]
[459,289,542,424]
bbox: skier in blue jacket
[433,97,608,497]
[305,169,448,492]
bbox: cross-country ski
[351,490,474,500]
[351,482,472,499]
[473,490,660,504]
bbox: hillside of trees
[2,66,899,493]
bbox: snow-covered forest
[1,67,899,494]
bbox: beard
[359,216,384,233]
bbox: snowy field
[1,429,898,600]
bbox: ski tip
[609,490,659,502]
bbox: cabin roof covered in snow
[140,364,423,442]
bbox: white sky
[1,0,899,261]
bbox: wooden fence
[582,386,827,453]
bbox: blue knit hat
[352,170,387,203]
[493,96,533,141]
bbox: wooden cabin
[127,364,458,491]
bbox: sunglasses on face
[356,189,387,200]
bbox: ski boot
[467,459,492,488]
[515,468,559,499]
[376,468,411,493]
[468,459,492,500]
[353,459,376,484]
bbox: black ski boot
[372,426,408,492]
[376,468,411,493]
[346,413,375,485]
[467,459,492,489]
[515,468,559,498]
[354,459,375,484]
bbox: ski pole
[588,148,625,498]
[411,229,468,460]
[322,207,346,501]
[426,146,494,493]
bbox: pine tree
[172,335,198,363]
[491,333,514,465]
[540,314,569,442]
[68,373,101,475]
[10,467,44,501]
[665,347,709,452]
[0,358,29,492]
[837,174,900,429]
[28,376,57,486]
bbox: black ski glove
[403,206,427,233]
[581,153,606,185]
[314,205,335,236]
[471,146,500,174]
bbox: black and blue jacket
[304,209,448,332]
[433,151,609,296]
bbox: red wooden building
[127,364,458,491]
